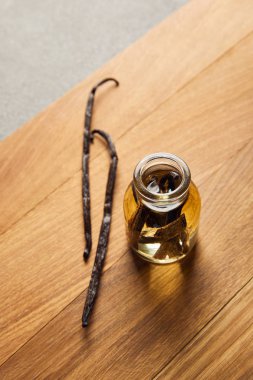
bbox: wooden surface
[0,0,253,378]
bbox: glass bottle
[123,153,201,264]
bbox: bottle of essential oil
[123,153,201,264]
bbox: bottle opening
[133,153,191,210]
[143,165,182,195]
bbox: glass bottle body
[123,153,201,264]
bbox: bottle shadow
[127,242,204,315]
[126,242,204,340]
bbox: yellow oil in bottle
[124,166,201,264]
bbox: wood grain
[0,140,252,379]
[0,0,253,378]
[1,0,253,234]
[155,279,253,379]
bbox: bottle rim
[133,152,191,208]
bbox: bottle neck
[133,152,191,212]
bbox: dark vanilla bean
[82,129,118,327]
[82,78,119,261]
[129,204,148,245]
[81,78,119,327]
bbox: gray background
[0,0,187,140]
